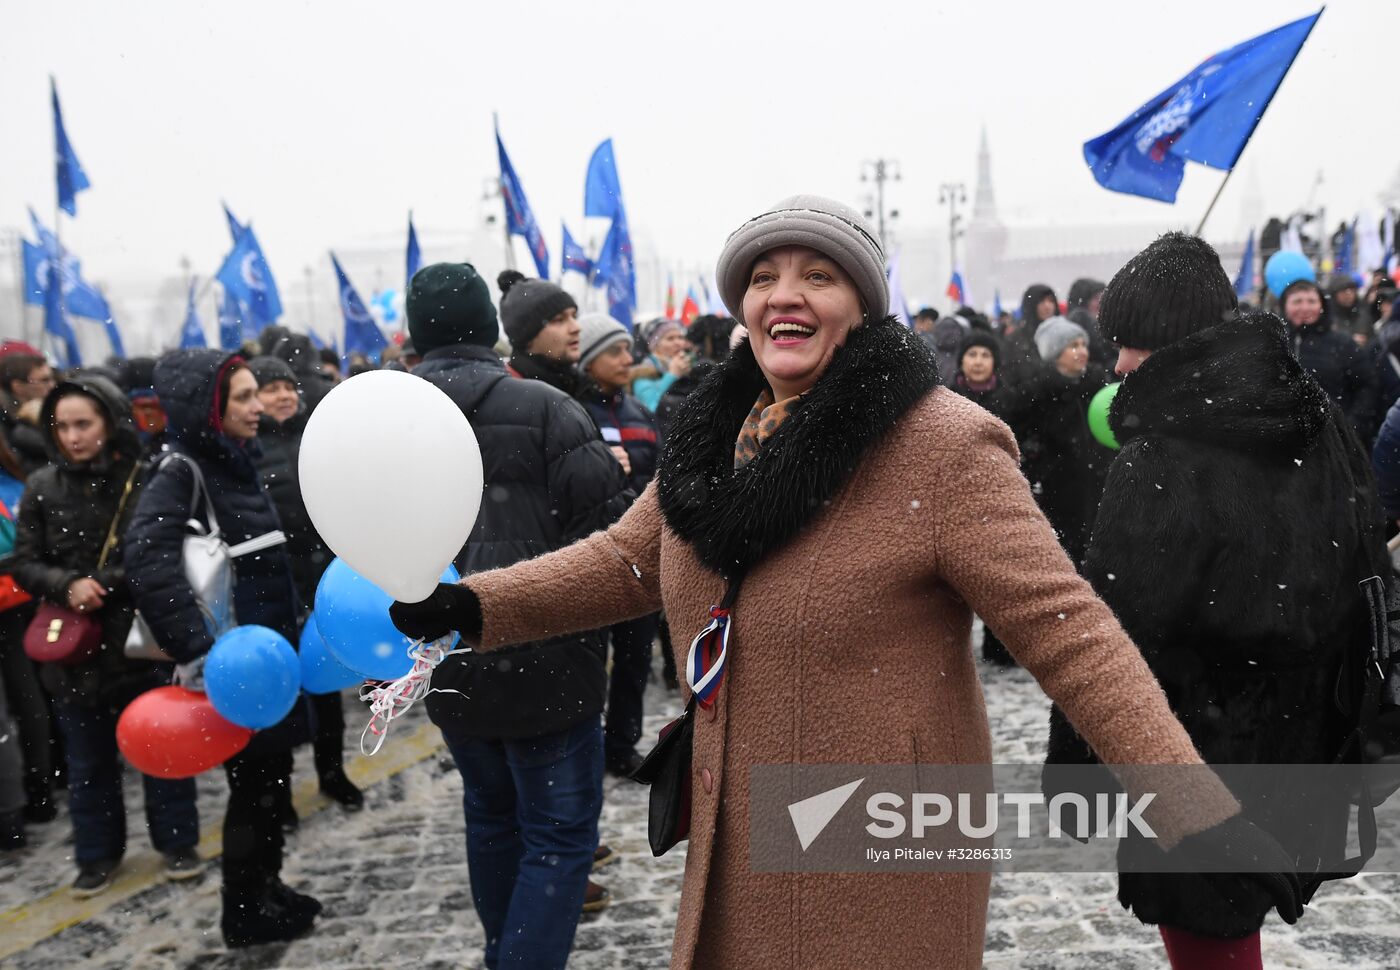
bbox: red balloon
[117,686,253,779]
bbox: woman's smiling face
[741,245,863,400]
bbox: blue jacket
[1374,397,1400,521]
[577,383,659,495]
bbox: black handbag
[629,574,742,857]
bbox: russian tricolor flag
[946,270,967,305]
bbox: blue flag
[993,289,1004,320]
[181,279,208,349]
[562,222,593,278]
[218,287,245,350]
[584,139,624,219]
[594,214,636,330]
[25,210,119,366]
[307,329,326,351]
[1336,219,1357,282]
[223,203,246,243]
[406,212,423,289]
[1083,11,1321,203]
[1234,230,1257,300]
[495,124,550,278]
[331,253,387,358]
[215,223,282,327]
[51,78,90,217]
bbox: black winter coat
[124,350,306,754]
[413,344,633,740]
[577,383,659,494]
[655,362,714,446]
[1015,363,1113,565]
[1288,318,1377,444]
[11,376,166,708]
[253,411,331,619]
[1001,284,1058,385]
[1047,315,1387,937]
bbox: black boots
[317,768,364,811]
[221,881,320,949]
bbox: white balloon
[299,370,483,603]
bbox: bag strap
[157,452,220,537]
[95,461,142,571]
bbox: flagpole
[10,231,30,348]
[491,113,517,273]
[1195,168,1235,236]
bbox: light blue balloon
[314,557,460,681]
[299,613,363,695]
[205,625,301,730]
[1264,250,1315,298]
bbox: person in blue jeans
[446,718,603,968]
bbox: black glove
[389,583,482,642]
[1168,814,1304,925]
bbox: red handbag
[23,603,102,665]
[22,463,139,666]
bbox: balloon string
[359,636,471,756]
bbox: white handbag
[125,454,286,663]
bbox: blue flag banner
[51,78,90,217]
[495,125,550,278]
[406,212,423,290]
[223,203,246,243]
[993,289,1004,320]
[218,288,245,350]
[215,223,282,327]
[331,253,388,358]
[562,222,593,278]
[594,213,636,329]
[25,210,120,365]
[1083,11,1321,203]
[1234,229,1257,300]
[585,139,624,219]
[1336,219,1357,282]
[307,329,326,351]
[182,279,208,349]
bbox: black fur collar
[1111,312,1330,454]
[656,316,941,576]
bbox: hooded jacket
[1003,284,1058,384]
[1286,312,1377,443]
[413,343,632,740]
[11,376,159,706]
[253,408,330,618]
[1047,314,1386,936]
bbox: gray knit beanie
[1033,316,1088,363]
[715,195,888,326]
[577,313,631,372]
[497,270,578,351]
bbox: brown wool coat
[465,383,1240,970]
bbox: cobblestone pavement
[4,649,1400,969]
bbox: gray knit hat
[715,195,888,326]
[247,355,297,388]
[577,312,631,372]
[1033,316,1088,363]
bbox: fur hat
[1099,232,1238,350]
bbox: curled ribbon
[359,636,472,755]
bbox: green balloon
[1088,382,1121,450]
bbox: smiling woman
[389,195,1303,970]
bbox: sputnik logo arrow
[787,778,864,851]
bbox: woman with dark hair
[11,374,201,895]
[125,349,317,948]
[1280,278,1377,442]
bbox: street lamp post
[939,182,968,297]
[860,159,902,251]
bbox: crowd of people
[2,194,1399,969]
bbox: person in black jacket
[575,313,661,777]
[11,374,201,895]
[1066,277,1113,366]
[1001,283,1059,385]
[0,354,56,475]
[497,270,583,396]
[405,262,632,968]
[124,349,318,948]
[1044,233,1383,967]
[249,356,363,812]
[1280,278,1377,444]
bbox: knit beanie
[958,330,1001,370]
[577,313,631,372]
[645,318,685,351]
[1033,317,1088,363]
[406,262,500,355]
[248,355,297,388]
[1327,273,1358,295]
[715,194,888,326]
[1098,232,1238,350]
[497,270,578,352]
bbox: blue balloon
[205,625,301,730]
[314,558,460,681]
[1264,250,1315,298]
[299,613,363,695]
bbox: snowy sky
[1,0,1393,293]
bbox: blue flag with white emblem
[218,287,245,350]
[562,222,593,279]
[25,210,122,365]
[51,79,90,217]
[1083,11,1321,203]
[495,124,550,278]
[215,222,282,327]
[181,280,208,349]
[406,212,423,289]
[331,253,388,358]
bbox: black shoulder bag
[629,574,742,857]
